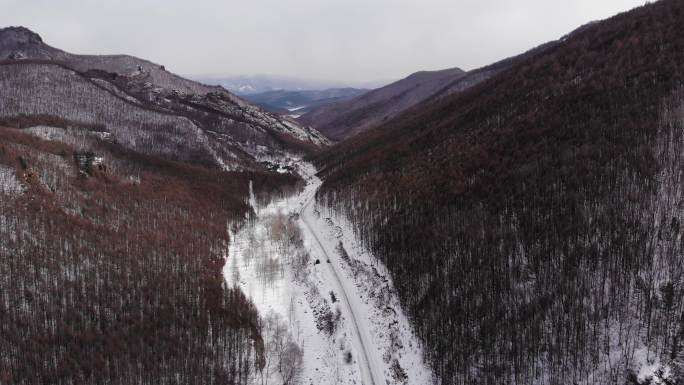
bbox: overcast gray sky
[2,0,646,84]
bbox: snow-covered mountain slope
[0,26,329,171]
[224,158,433,385]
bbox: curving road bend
[298,172,383,385]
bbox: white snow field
[223,159,434,385]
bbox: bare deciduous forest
[0,125,301,384]
[315,1,684,383]
[3,0,684,384]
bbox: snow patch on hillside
[0,165,24,196]
[633,347,672,384]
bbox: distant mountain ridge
[242,88,367,117]
[297,66,467,140]
[298,35,577,141]
[194,74,385,96]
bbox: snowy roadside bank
[298,162,434,385]
[223,159,434,385]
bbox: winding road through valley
[297,166,384,385]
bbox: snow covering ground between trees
[224,158,434,385]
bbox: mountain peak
[0,26,43,46]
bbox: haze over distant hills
[297,66,467,140]
[298,37,564,141]
[241,88,367,117]
[192,74,388,96]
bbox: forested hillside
[299,38,564,142]
[0,122,304,384]
[314,1,684,383]
[0,27,317,385]
[298,67,466,140]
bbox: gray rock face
[0,26,68,61]
[0,26,43,46]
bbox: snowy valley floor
[223,160,433,385]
